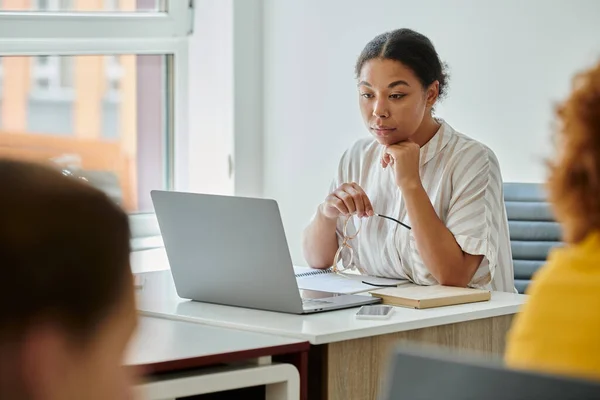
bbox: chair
[503,183,562,294]
[381,344,600,400]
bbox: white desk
[136,270,525,345]
[136,269,527,400]
[128,316,307,399]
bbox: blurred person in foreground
[505,60,600,381]
[0,159,138,399]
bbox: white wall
[187,0,234,195]
[187,0,264,198]
[232,0,264,197]
[261,0,600,266]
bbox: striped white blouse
[328,119,516,293]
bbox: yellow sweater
[504,232,600,381]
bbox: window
[105,54,123,101]
[1,54,167,213]
[0,1,192,215]
[0,1,190,38]
[2,0,164,12]
[35,0,72,12]
[30,55,74,99]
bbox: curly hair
[547,60,600,244]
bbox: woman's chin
[373,134,406,146]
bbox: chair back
[503,182,562,293]
[382,345,600,400]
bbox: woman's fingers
[323,194,349,217]
[349,182,374,216]
[381,152,394,168]
[344,186,366,217]
[324,183,375,219]
[334,188,357,216]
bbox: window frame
[0,0,193,39]
[0,1,192,260]
[0,2,192,195]
[104,54,124,102]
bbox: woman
[504,61,600,380]
[302,28,515,293]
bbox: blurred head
[0,159,137,400]
[355,28,449,146]
[547,61,600,244]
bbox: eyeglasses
[331,213,411,274]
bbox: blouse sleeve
[445,145,505,287]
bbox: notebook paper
[294,266,408,294]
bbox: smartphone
[355,305,394,320]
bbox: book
[369,284,491,309]
[293,265,408,294]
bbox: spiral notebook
[294,266,336,278]
[294,266,408,294]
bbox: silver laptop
[150,190,380,314]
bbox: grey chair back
[503,183,562,293]
[381,344,600,400]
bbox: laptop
[382,344,600,400]
[150,190,380,314]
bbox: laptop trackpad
[300,288,341,299]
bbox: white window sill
[130,247,170,274]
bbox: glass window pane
[0,54,168,213]
[0,0,165,12]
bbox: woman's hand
[382,140,422,190]
[319,182,374,220]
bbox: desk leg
[274,349,309,400]
[324,315,513,400]
[265,379,297,400]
